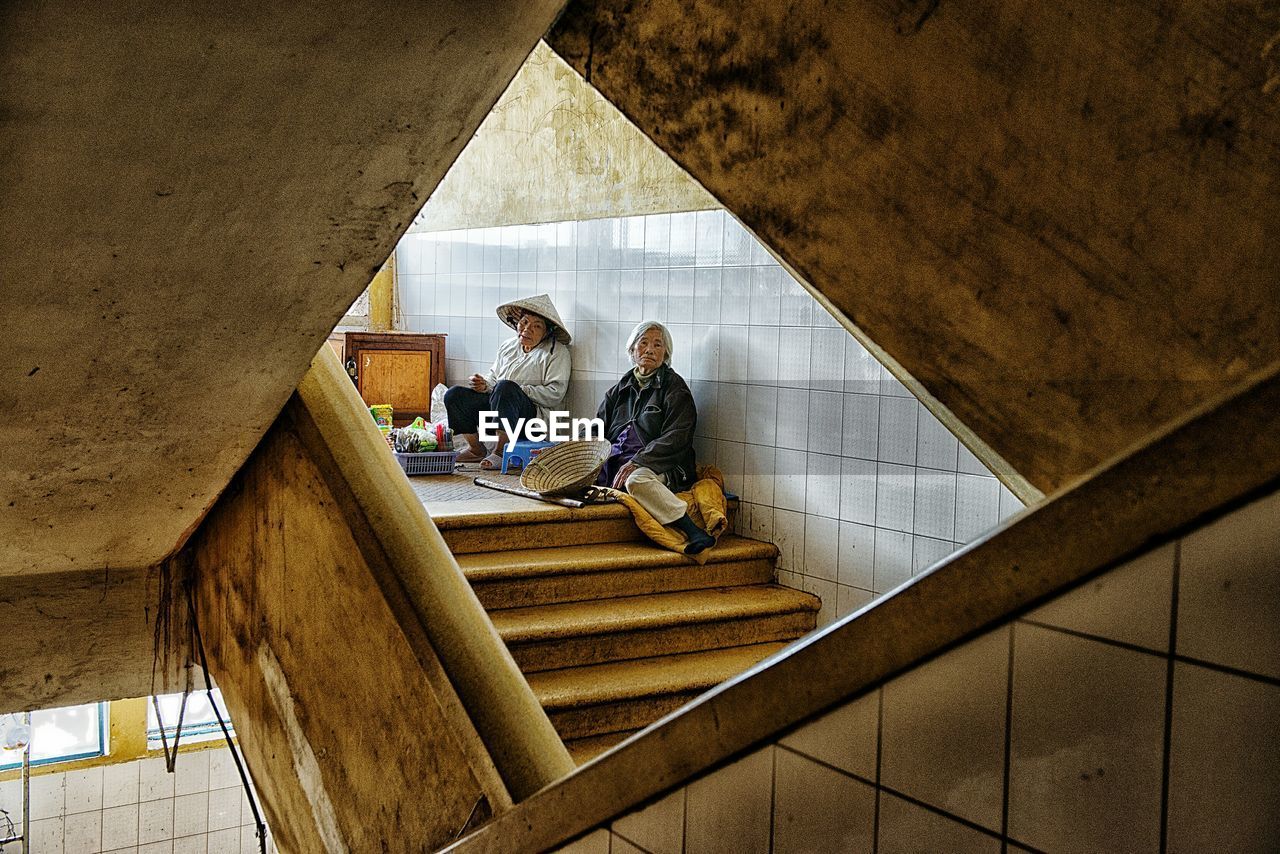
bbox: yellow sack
[611,465,729,563]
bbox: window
[0,703,107,770]
[146,689,232,749]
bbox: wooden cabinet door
[359,349,432,413]
[343,331,446,425]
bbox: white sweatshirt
[480,336,571,421]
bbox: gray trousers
[624,466,688,525]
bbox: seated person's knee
[624,467,652,492]
[443,385,467,405]
[491,379,519,396]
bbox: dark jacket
[596,364,697,488]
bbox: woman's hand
[469,374,489,392]
[612,462,637,491]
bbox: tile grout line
[1170,654,1280,689]
[1158,542,1181,854]
[681,785,688,854]
[872,688,883,854]
[768,745,778,854]
[775,742,1009,846]
[1001,622,1016,852]
[869,370,882,594]
[1015,614,1164,660]
[610,825,655,854]
[1018,619,1280,689]
[909,396,921,573]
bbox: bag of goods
[391,426,437,453]
[397,418,453,450]
[430,384,449,424]
[369,404,394,435]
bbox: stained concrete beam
[187,401,515,850]
[0,565,187,713]
[1,1,564,578]
[548,0,1280,493]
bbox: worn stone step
[529,643,789,741]
[430,495,738,554]
[459,534,778,608]
[434,502,647,554]
[492,585,818,672]
[564,730,638,765]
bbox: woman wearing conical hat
[444,293,571,470]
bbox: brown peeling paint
[549,0,1280,493]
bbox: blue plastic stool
[501,440,557,474]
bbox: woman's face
[516,312,548,350]
[631,328,666,372]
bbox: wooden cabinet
[343,331,446,426]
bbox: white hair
[625,320,673,365]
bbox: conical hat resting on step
[496,293,571,344]
[521,439,612,496]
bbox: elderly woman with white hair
[595,320,714,555]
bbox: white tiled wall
[0,748,274,854]
[396,211,1024,620]
[556,487,1280,853]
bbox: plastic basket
[392,450,458,476]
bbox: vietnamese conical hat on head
[496,294,571,344]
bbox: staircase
[432,499,820,762]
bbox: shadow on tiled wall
[396,210,1024,624]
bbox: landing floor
[404,463,614,522]
[404,461,735,528]
[404,464,526,504]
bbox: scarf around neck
[632,365,658,388]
